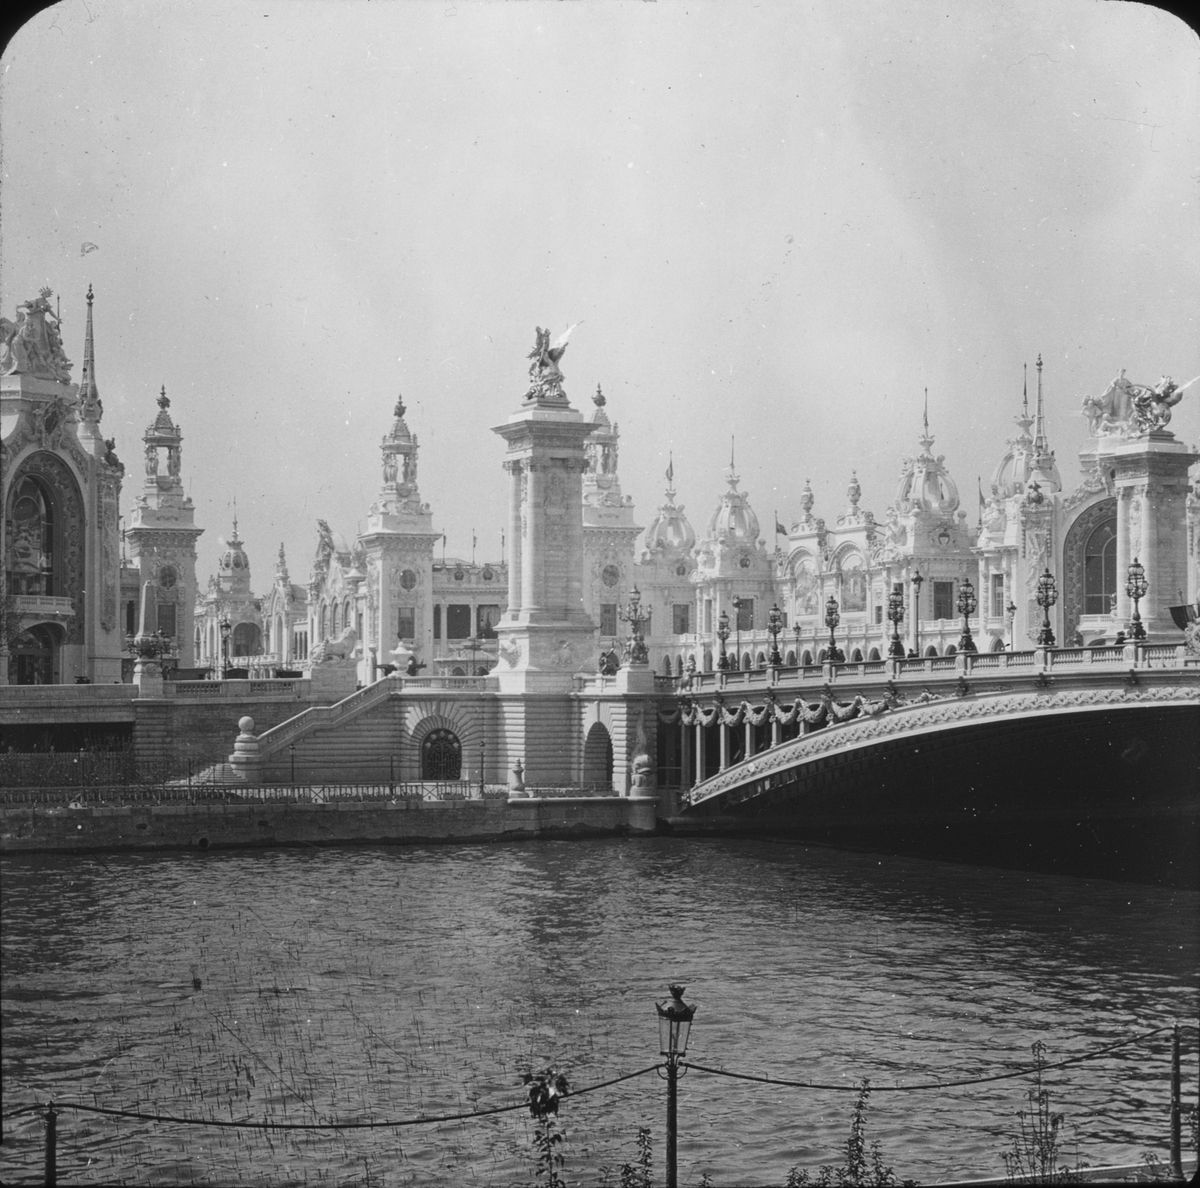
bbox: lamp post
[956,576,978,654]
[767,604,784,667]
[656,984,696,1188]
[824,594,841,665]
[466,633,480,675]
[1125,557,1148,642]
[886,584,905,658]
[716,610,730,671]
[793,622,802,668]
[1006,600,1017,651]
[619,586,650,664]
[219,616,232,678]
[1035,569,1057,647]
[731,597,746,670]
[910,571,924,657]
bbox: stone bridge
[659,644,1199,884]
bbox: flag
[775,519,788,537]
[666,456,674,484]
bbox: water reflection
[1,838,1196,1185]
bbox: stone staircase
[194,676,405,785]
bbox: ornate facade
[1,287,127,684]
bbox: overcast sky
[3,0,1198,588]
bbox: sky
[3,0,1198,589]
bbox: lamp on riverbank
[1125,557,1148,642]
[716,610,730,671]
[656,984,696,1188]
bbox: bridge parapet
[669,645,1195,700]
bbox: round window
[454,567,465,581]
[158,566,178,589]
[400,568,417,590]
[739,555,751,569]
[675,563,688,577]
[602,564,620,588]
[482,566,494,581]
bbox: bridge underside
[676,705,1199,887]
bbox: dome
[707,469,761,543]
[644,487,696,553]
[218,521,249,573]
[894,416,960,515]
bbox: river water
[1,838,1196,1186]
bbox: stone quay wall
[0,795,660,854]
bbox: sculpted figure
[0,290,72,382]
[525,323,578,401]
[315,519,336,564]
[311,626,357,663]
[145,443,159,476]
[1084,370,1191,437]
[383,452,398,483]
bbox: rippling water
[1,839,1196,1185]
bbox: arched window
[662,656,673,677]
[868,647,881,661]
[1084,519,1117,615]
[924,645,939,657]
[786,650,797,666]
[801,650,813,666]
[7,477,55,595]
[850,648,863,662]
[421,729,461,780]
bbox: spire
[919,389,935,453]
[1033,353,1047,451]
[276,541,289,585]
[665,452,675,495]
[78,284,102,422]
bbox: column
[506,460,523,615]
[1115,486,1132,626]
[719,721,729,771]
[680,721,693,787]
[694,721,704,784]
[522,463,543,612]
[744,718,753,759]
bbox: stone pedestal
[133,658,164,697]
[309,659,358,701]
[1099,432,1198,641]
[227,716,261,784]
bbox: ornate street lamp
[619,586,650,664]
[824,594,841,665]
[716,610,730,671]
[1035,569,1057,647]
[1125,557,1148,642]
[956,576,978,654]
[767,604,784,667]
[1006,600,1017,651]
[731,597,746,669]
[793,622,802,667]
[656,985,696,1188]
[910,570,924,657]
[887,584,905,658]
[219,616,232,675]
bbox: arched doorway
[421,728,462,780]
[8,624,60,685]
[582,722,613,789]
[1062,497,1117,645]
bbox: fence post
[1171,1022,1183,1179]
[43,1101,56,1187]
